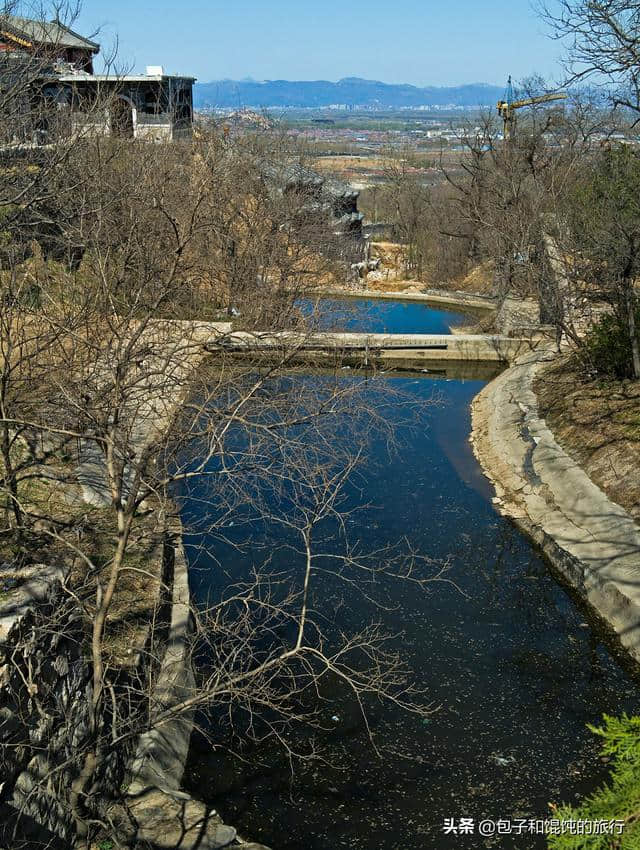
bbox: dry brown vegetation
[536,359,640,521]
[0,59,442,848]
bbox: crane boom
[497,77,567,139]
[507,92,567,110]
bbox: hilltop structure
[0,14,195,142]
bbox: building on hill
[0,14,195,143]
[0,15,99,72]
[41,69,196,143]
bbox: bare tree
[0,112,441,850]
[440,108,555,303]
[539,0,640,117]
[435,85,627,354]
[551,143,640,377]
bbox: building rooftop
[0,15,100,52]
[53,73,197,83]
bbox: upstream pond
[299,294,469,334]
[182,298,638,849]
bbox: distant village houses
[0,14,195,143]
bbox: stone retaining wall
[471,351,640,663]
[125,529,270,850]
[0,557,157,843]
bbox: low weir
[206,330,555,364]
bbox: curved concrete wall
[471,352,640,663]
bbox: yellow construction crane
[497,76,567,139]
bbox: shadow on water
[181,302,639,850]
[349,359,503,382]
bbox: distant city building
[0,14,195,143]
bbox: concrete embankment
[471,352,640,663]
[126,529,263,850]
[316,287,497,312]
[209,330,554,365]
[96,322,266,848]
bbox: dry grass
[366,278,425,292]
[313,155,393,173]
[457,260,495,294]
[363,248,496,296]
[311,154,441,187]
[535,358,640,522]
[1,444,165,668]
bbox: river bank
[5,304,637,850]
[471,350,640,665]
[314,285,497,312]
[0,319,259,850]
[183,301,638,850]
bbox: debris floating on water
[491,754,516,767]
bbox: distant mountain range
[193,77,505,109]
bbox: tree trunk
[0,423,24,531]
[624,282,640,380]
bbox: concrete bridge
[206,330,556,365]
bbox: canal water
[182,298,638,849]
[299,295,469,334]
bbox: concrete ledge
[471,352,640,662]
[0,564,66,643]
[126,529,258,849]
[208,331,555,364]
[315,287,497,311]
[127,533,194,796]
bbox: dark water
[299,296,469,334]
[182,300,638,849]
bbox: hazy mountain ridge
[194,77,505,109]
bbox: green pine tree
[548,715,640,849]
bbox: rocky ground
[360,244,495,295]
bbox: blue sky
[73,0,564,87]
